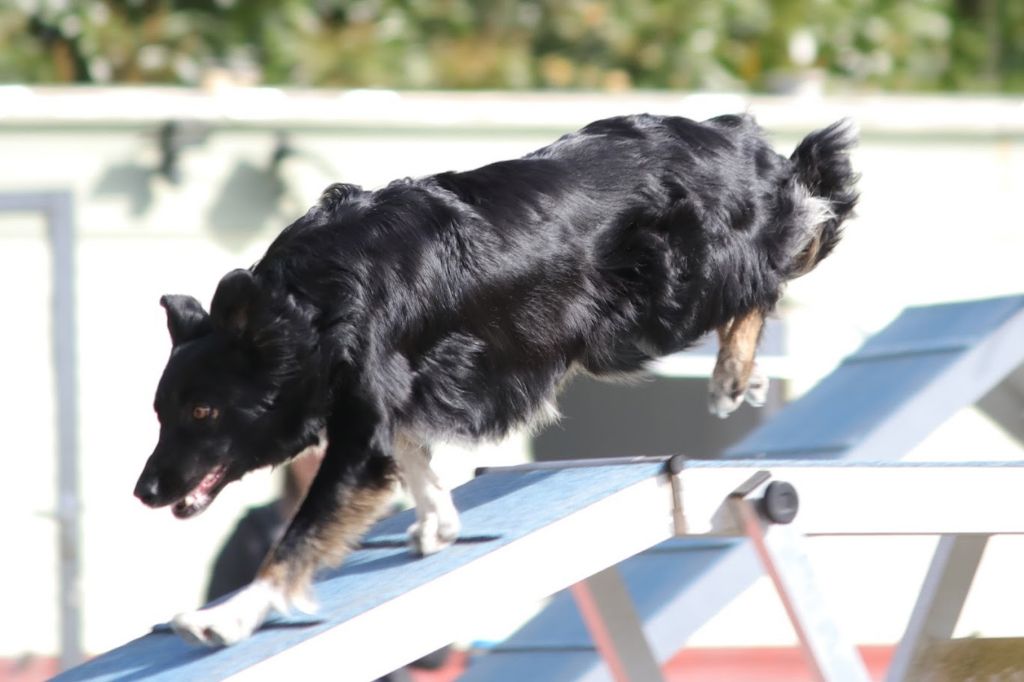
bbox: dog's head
[134,269,321,518]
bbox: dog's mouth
[171,464,229,519]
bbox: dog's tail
[785,119,860,277]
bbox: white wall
[1,88,1022,658]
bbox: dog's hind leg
[172,438,398,647]
[395,433,461,556]
[708,309,768,419]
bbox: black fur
[135,112,857,559]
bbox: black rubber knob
[667,454,686,475]
[759,481,799,524]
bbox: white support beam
[479,460,1024,538]
[571,567,664,682]
[672,461,1024,537]
[885,534,990,682]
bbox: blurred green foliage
[2,0,1022,92]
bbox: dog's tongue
[171,465,227,519]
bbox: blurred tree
[0,0,1021,92]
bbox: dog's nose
[134,477,161,506]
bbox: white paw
[170,579,297,647]
[745,367,769,407]
[408,512,461,556]
[708,362,768,419]
[172,606,261,648]
[709,357,742,419]
[708,389,743,419]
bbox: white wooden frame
[488,458,1024,682]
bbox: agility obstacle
[56,296,1024,681]
[466,294,1024,682]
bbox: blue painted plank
[723,353,961,458]
[464,650,603,682]
[725,295,1024,460]
[851,296,1024,360]
[56,462,668,681]
[463,539,757,682]
[482,540,743,652]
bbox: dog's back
[256,114,858,442]
[419,113,856,371]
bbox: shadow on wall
[206,159,285,252]
[92,128,339,253]
[92,155,285,252]
[93,162,154,217]
[92,154,283,253]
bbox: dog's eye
[192,405,218,420]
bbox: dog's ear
[210,269,260,338]
[160,295,211,346]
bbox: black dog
[134,113,857,645]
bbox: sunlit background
[2,1,1023,681]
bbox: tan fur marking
[715,322,730,349]
[258,479,396,604]
[713,309,765,397]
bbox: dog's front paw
[708,358,745,419]
[172,606,261,648]
[744,366,769,407]
[170,579,288,647]
[708,388,741,419]
[408,512,461,556]
[708,360,768,419]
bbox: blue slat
[723,353,960,458]
[483,539,743,652]
[464,651,603,681]
[462,539,759,682]
[850,296,1024,360]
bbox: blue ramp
[55,462,673,681]
[465,295,1024,682]
[725,295,1024,460]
